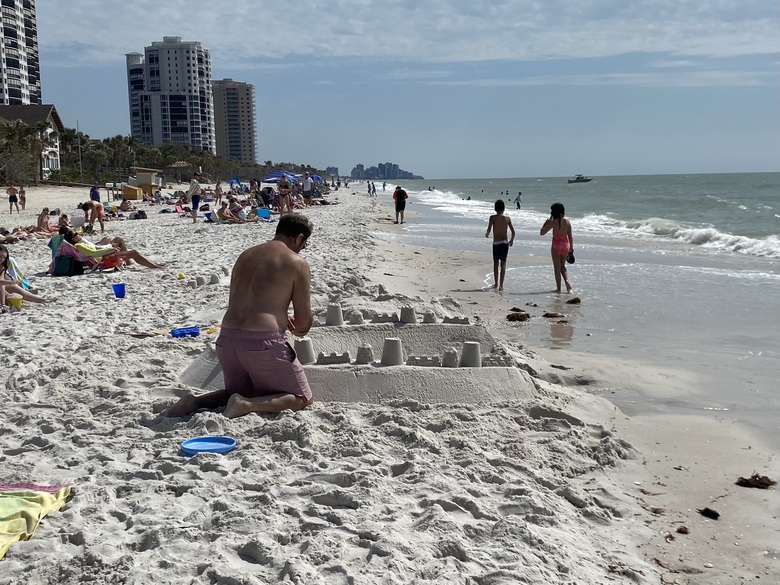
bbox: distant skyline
[36,0,779,179]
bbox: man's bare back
[221,240,312,335]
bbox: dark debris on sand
[736,472,777,489]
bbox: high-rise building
[212,78,256,164]
[0,0,41,105]
[125,36,215,153]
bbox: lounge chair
[47,239,124,276]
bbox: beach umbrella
[309,174,323,181]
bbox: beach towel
[6,257,30,290]
[0,482,72,560]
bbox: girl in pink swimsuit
[540,202,573,293]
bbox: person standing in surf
[485,199,515,291]
[540,202,573,293]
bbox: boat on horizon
[568,174,593,184]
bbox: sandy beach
[0,185,776,584]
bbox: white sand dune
[0,186,775,584]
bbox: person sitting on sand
[216,202,245,223]
[165,214,315,419]
[58,214,72,229]
[63,230,165,269]
[81,200,106,233]
[37,208,57,233]
[0,244,49,306]
[119,199,135,212]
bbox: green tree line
[2,124,328,185]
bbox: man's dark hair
[276,214,313,240]
[80,202,90,211]
[63,230,77,244]
[495,199,505,212]
[58,225,69,235]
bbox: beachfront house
[0,104,65,181]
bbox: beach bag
[136,210,148,219]
[199,204,210,211]
[53,257,84,277]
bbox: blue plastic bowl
[181,436,237,456]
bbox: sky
[36,0,779,179]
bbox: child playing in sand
[485,199,515,292]
[540,202,573,293]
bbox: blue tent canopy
[262,171,301,183]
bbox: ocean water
[375,173,780,448]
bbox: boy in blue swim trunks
[485,199,515,291]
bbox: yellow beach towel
[0,483,72,560]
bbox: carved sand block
[316,351,352,365]
[422,310,437,324]
[348,311,365,325]
[406,355,442,367]
[443,316,470,325]
[482,355,514,367]
[372,312,399,323]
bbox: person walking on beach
[164,214,315,419]
[18,186,26,210]
[540,202,573,293]
[514,192,522,209]
[485,199,515,291]
[215,180,223,206]
[393,186,408,224]
[188,172,202,224]
[6,186,19,214]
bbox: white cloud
[37,0,780,67]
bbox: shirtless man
[216,201,244,223]
[485,199,515,292]
[165,214,314,419]
[81,200,106,233]
[7,186,19,214]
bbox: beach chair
[48,240,86,276]
[48,239,124,276]
[175,205,187,217]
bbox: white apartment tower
[126,36,215,153]
[0,0,41,105]
[212,78,257,164]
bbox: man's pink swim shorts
[215,328,312,401]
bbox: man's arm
[508,218,516,246]
[485,215,494,238]
[289,261,313,337]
